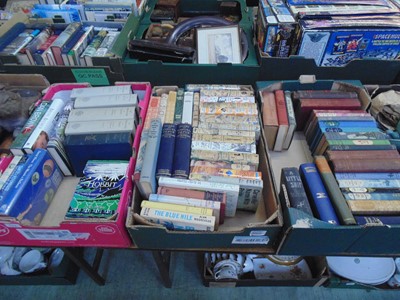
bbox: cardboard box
[123,0,260,86]
[0,82,151,248]
[126,133,283,251]
[256,78,387,256]
[202,255,328,287]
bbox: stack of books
[63,85,138,176]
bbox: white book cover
[65,118,136,135]
[23,98,66,154]
[68,106,136,122]
[158,177,240,217]
[70,85,132,98]
[73,93,138,109]
[182,91,194,125]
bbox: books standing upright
[273,90,289,151]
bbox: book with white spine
[68,106,137,122]
[64,119,136,136]
[70,85,132,98]
[73,93,138,109]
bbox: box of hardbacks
[0,81,151,248]
[257,77,400,256]
[123,0,260,86]
[0,12,137,84]
[202,253,328,287]
[125,83,283,251]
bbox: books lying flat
[70,85,132,98]
[65,119,136,136]
[68,106,137,122]
[73,93,138,109]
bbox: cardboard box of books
[202,254,329,287]
[0,81,151,248]
[123,0,260,86]
[125,83,283,251]
[255,77,400,256]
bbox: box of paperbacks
[123,0,260,86]
[256,77,400,256]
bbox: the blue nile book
[0,149,63,225]
[156,123,177,178]
[172,123,192,179]
[138,119,162,198]
[299,163,339,225]
[64,131,133,177]
[280,167,314,216]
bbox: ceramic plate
[253,257,312,280]
[326,256,396,285]
[49,248,65,269]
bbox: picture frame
[196,25,242,64]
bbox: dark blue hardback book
[156,123,177,178]
[280,167,314,216]
[61,27,85,65]
[299,162,339,225]
[172,123,192,179]
[0,22,26,51]
[355,215,400,225]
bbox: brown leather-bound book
[261,91,278,150]
[326,149,400,160]
[274,90,289,151]
[330,158,400,173]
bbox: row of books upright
[0,21,121,66]
[135,84,264,231]
[278,88,400,226]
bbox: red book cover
[330,158,400,173]
[326,149,400,160]
[273,90,289,151]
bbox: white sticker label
[249,230,267,236]
[232,236,269,245]
[17,229,76,241]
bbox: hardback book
[182,91,194,124]
[173,88,184,123]
[317,131,388,143]
[335,172,400,180]
[192,91,200,127]
[138,119,162,198]
[50,22,82,65]
[61,27,86,66]
[273,90,289,152]
[189,168,262,180]
[199,114,259,126]
[64,131,133,177]
[343,192,400,201]
[197,122,260,140]
[65,160,128,219]
[70,85,132,99]
[314,156,356,225]
[23,98,66,154]
[158,176,240,217]
[68,25,95,66]
[22,27,53,65]
[315,139,392,156]
[10,100,51,156]
[80,30,107,66]
[191,140,256,154]
[149,193,223,224]
[156,123,177,178]
[193,128,256,138]
[0,22,26,52]
[68,106,137,122]
[73,93,138,109]
[0,149,63,225]
[199,102,258,116]
[1,29,41,56]
[347,200,400,215]
[292,90,359,99]
[200,89,254,102]
[172,123,192,179]
[190,159,256,171]
[139,206,215,231]
[330,158,400,173]
[299,162,340,225]
[65,118,135,136]
[192,133,255,145]
[164,91,177,124]
[190,149,259,168]
[326,149,400,160]
[355,215,400,226]
[32,33,59,66]
[280,167,313,216]
[157,93,169,125]
[341,187,400,194]
[337,179,400,189]
[185,84,254,92]
[282,90,297,150]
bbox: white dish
[326,256,395,285]
[49,248,65,269]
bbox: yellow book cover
[141,200,214,216]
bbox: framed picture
[196,25,242,64]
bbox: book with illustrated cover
[80,30,108,66]
[50,22,82,65]
[68,25,95,66]
[18,27,53,65]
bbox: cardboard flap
[0,74,50,91]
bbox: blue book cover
[172,123,192,179]
[335,172,400,181]
[0,149,63,225]
[156,123,177,178]
[280,167,314,216]
[355,215,400,226]
[61,27,86,65]
[0,22,26,51]
[299,163,339,225]
[328,144,396,151]
[343,192,400,200]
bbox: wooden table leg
[62,248,105,286]
[152,251,172,288]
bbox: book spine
[355,215,400,225]
[326,139,391,146]
[141,200,214,216]
[197,121,261,132]
[68,106,136,122]
[182,91,194,125]
[337,179,400,189]
[293,90,358,99]
[173,88,184,123]
[73,94,138,109]
[299,163,339,225]
[343,192,400,200]
[280,167,313,215]
[323,131,389,140]
[282,90,296,150]
[193,128,256,138]
[341,187,400,194]
[321,127,381,133]
[274,89,289,151]
[199,114,259,125]
[314,156,356,225]
[347,200,400,215]
[138,119,162,198]
[199,102,258,116]
[0,156,28,207]
[149,193,221,210]
[156,123,177,178]
[331,158,400,173]
[190,160,256,171]
[65,119,135,136]
[172,123,192,179]
[0,156,13,175]
[192,91,200,128]
[140,207,215,231]
[192,133,255,144]
[70,83,132,98]
[157,186,226,202]
[23,99,66,154]
[328,144,396,151]
[200,89,254,98]
[10,101,51,155]
[326,149,400,160]
[318,120,378,128]
[64,131,133,146]
[164,91,177,124]
[191,141,256,153]
[190,150,259,167]
[335,172,400,180]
